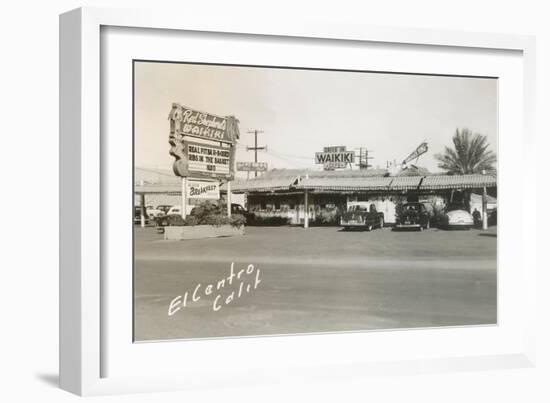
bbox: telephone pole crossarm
[246,129,267,177]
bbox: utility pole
[246,130,267,177]
[356,148,373,169]
[481,169,488,230]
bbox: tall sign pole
[227,181,232,217]
[139,193,146,228]
[181,177,187,219]
[304,190,309,229]
[482,170,488,230]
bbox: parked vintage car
[156,204,173,215]
[146,205,164,219]
[340,202,384,231]
[154,206,182,229]
[134,206,150,225]
[166,205,182,216]
[444,208,474,229]
[394,202,430,231]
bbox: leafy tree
[435,128,496,174]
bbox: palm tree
[435,128,496,174]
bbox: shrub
[166,214,186,226]
[230,214,247,228]
[314,209,340,225]
[175,200,247,227]
[202,214,231,227]
[394,199,405,223]
[159,200,248,228]
[251,216,290,226]
[190,200,225,222]
[184,215,198,226]
[429,201,447,228]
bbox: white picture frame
[60,7,537,396]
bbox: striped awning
[134,184,180,194]
[388,176,423,190]
[420,174,497,190]
[296,176,392,191]
[134,169,498,195]
[222,177,298,193]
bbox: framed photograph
[60,7,537,396]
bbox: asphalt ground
[134,225,497,341]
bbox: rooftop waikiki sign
[315,146,355,170]
[168,103,239,180]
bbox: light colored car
[444,209,474,229]
[167,205,195,216]
[166,205,181,216]
[156,204,173,215]
[146,205,164,218]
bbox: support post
[227,181,232,217]
[140,194,146,228]
[181,177,188,220]
[304,190,309,229]
[482,185,488,230]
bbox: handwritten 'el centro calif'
[167,262,262,315]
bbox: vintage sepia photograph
[133,60,498,342]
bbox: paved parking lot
[134,225,497,341]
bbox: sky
[134,61,497,177]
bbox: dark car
[231,203,255,225]
[395,202,430,231]
[134,206,149,225]
[340,202,385,231]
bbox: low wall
[164,225,244,240]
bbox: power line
[267,149,312,161]
[265,151,311,168]
[135,166,174,177]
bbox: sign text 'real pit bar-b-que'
[187,141,231,176]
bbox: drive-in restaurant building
[135,166,497,226]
